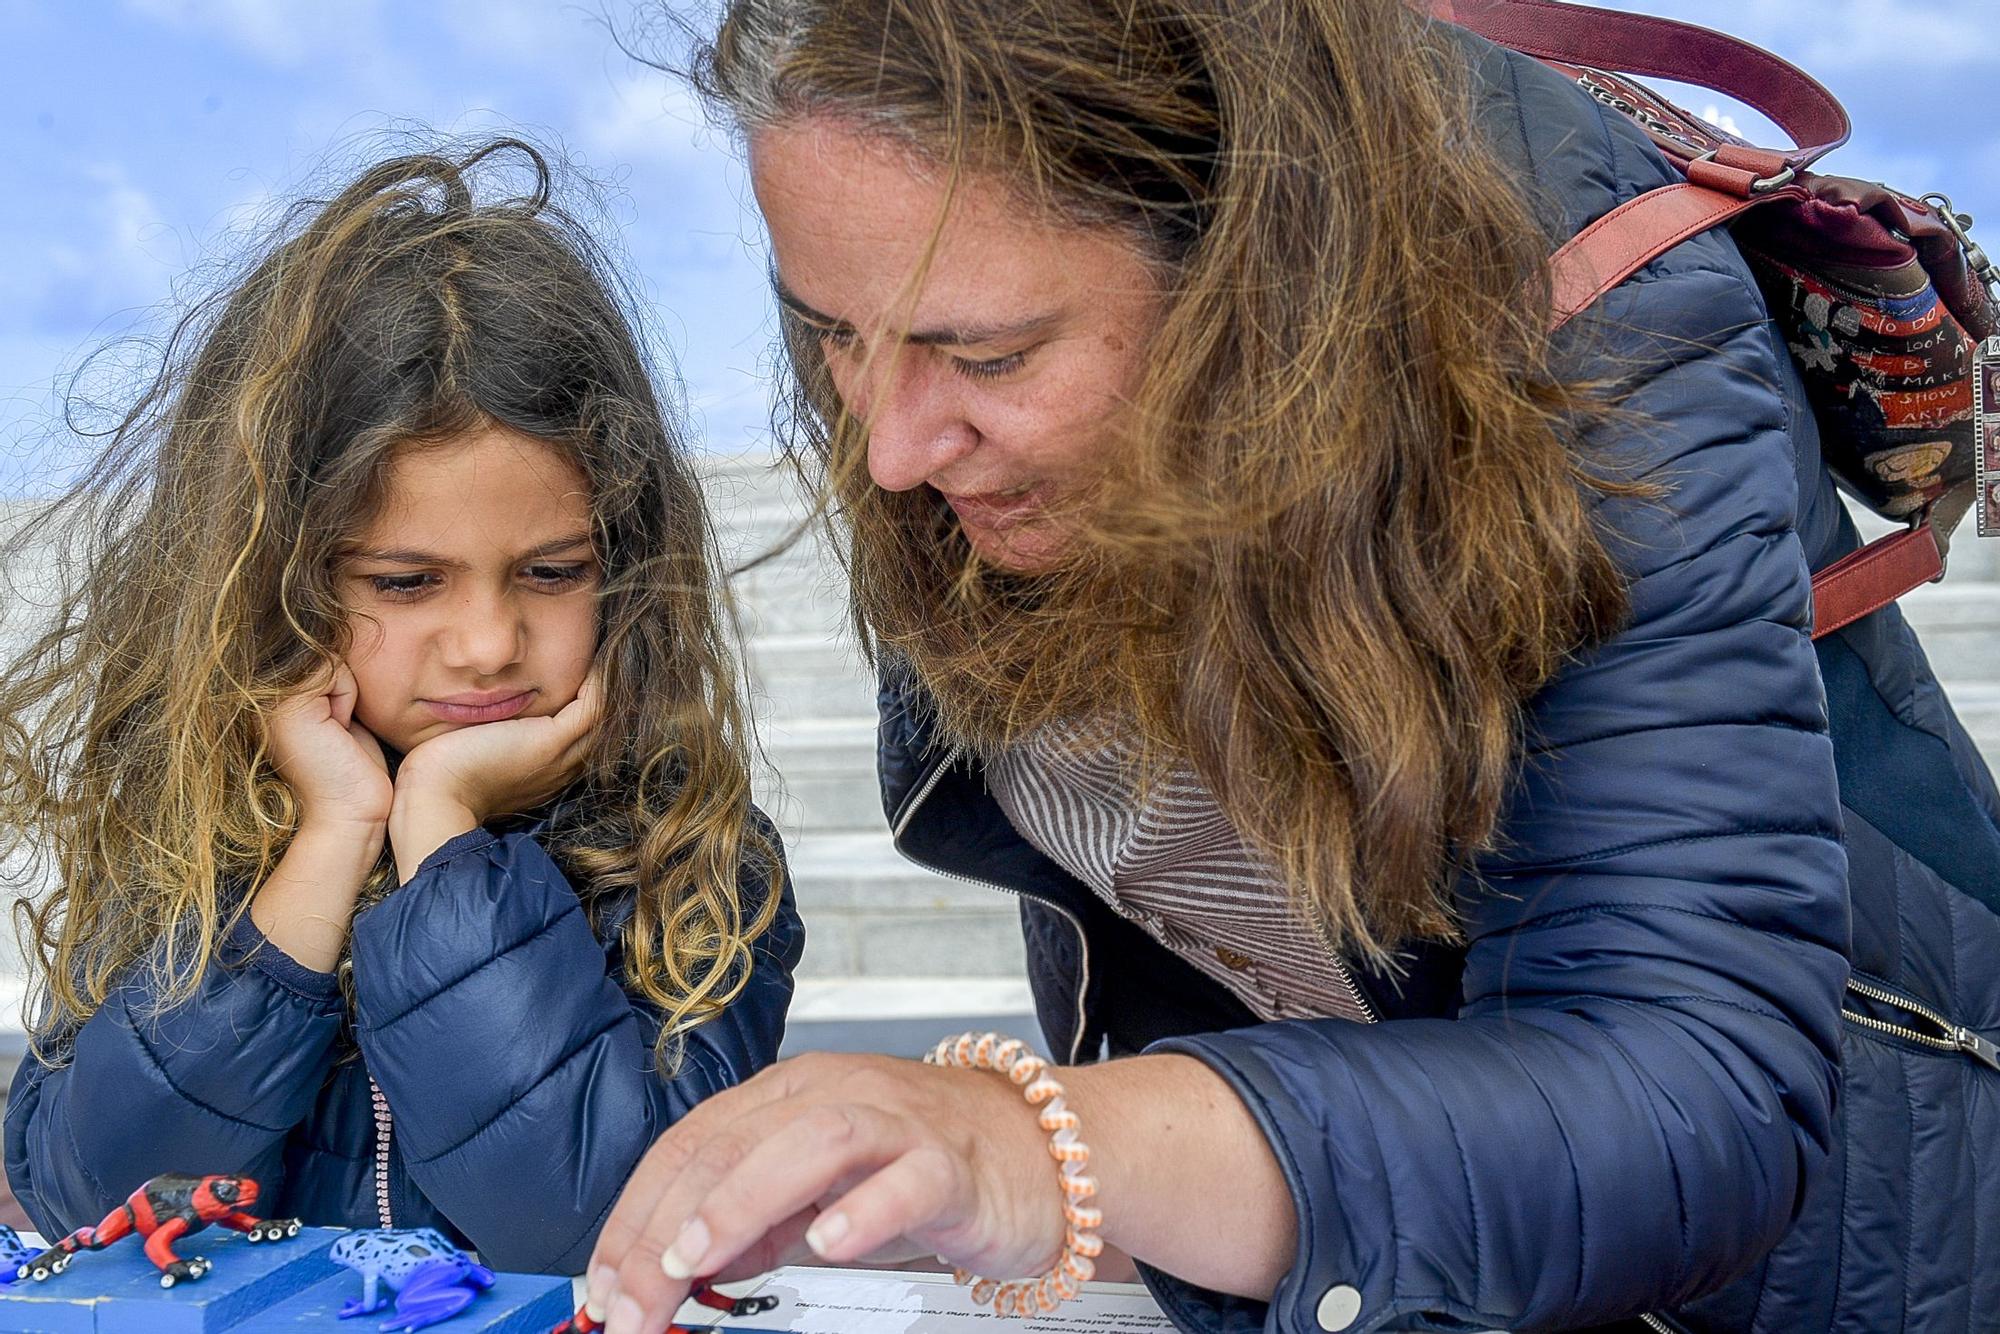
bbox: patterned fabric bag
[1434,0,2000,634]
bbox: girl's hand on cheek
[253,662,395,969]
[388,664,603,881]
[268,662,394,838]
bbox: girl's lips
[422,690,536,724]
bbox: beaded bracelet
[923,1032,1106,1316]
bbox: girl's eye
[815,325,857,351]
[953,351,1029,380]
[524,563,594,589]
[368,573,437,600]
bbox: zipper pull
[1953,1026,2000,1073]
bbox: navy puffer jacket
[5,802,802,1275]
[878,29,2000,1334]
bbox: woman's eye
[953,350,1028,380]
[524,563,594,589]
[367,573,437,600]
[815,325,857,351]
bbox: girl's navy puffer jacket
[877,29,2000,1334]
[5,805,802,1276]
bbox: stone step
[1892,583,2000,683]
[743,633,881,724]
[696,453,805,515]
[725,562,851,638]
[713,512,827,567]
[752,718,887,834]
[783,831,1026,979]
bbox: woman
[587,2,2000,1330]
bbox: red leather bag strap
[1430,0,1931,634]
[1427,0,1850,166]
[1807,523,1944,640]
[1549,182,1767,328]
[1545,188,1943,638]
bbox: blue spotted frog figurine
[0,1226,43,1284]
[330,1229,496,1332]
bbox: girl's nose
[836,345,979,493]
[438,592,526,676]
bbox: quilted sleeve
[3,920,345,1236]
[1139,237,1849,1332]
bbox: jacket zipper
[1301,902,1379,1025]
[369,1074,395,1226]
[1573,70,1703,153]
[1616,982,1994,1334]
[892,748,1096,1065]
[1842,976,2000,1071]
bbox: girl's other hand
[268,662,394,834]
[387,664,602,880]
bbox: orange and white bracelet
[923,1031,1106,1316]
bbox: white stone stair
[703,457,1030,980]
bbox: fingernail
[584,1265,617,1319]
[660,1216,710,1280]
[606,1292,645,1334]
[805,1211,849,1257]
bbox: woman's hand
[387,665,603,881]
[584,1051,1064,1334]
[267,661,394,836]
[586,1050,1298,1334]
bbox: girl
[586,2,1996,1333]
[0,138,802,1275]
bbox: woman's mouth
[939,484,1047,533]
[423,689,536,724]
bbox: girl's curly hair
[0,137,779,1064]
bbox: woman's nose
[835,345,978,493]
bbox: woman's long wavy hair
[688,0,1637,963]
[0,138,778,1060]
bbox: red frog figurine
[550,1279,780,1333]
[22,1172,302,1287]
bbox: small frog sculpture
[331,1228,496,1332]
[0,1226,43,1284]
[549,1279,780,1333]
[24,1173,301,1286]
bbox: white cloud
[1699,104,1745,139]
[121,0,389,66]
[429,0,609,66]
[575,66,726,172]
[0,163,183,333]
[1606,0,1997,73]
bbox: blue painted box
[0,1227,600,1332]
[228,1268,574,1333]
[0,1227,339,1333]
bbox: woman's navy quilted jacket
[879,30,2000,1334]
[5,807,802,1276]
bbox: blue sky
[2,0,1994,494]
